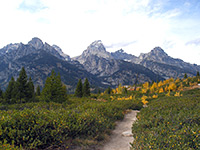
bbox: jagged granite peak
[73,40,113,64]
[139,47,168,61]
[89,40,105,50]
[151,46,166,54]
[0,43,21,55]
[52,45,71,61]
[28,37,44,49]
[86,40,107,54]
[111,49,139,63]
[0,37,71,62]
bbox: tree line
[0,67,91,104]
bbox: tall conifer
[36,85,41,96]
[4,77,16,103]
[83,78,90,97]
[27,77,35,101]
[15,67,28,103]
[41,70,67,103]
[75,79,83,97]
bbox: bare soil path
[99,110,139,150]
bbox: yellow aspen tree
[166,91,171,96]
[158,81,163,87]
[117,84,123,94]
[143,82,149,89]
[141,95,148,105]
[159,87,164,93]
[168,82,177,91]
[150,82,158,93]
[164,86,168,92]
[152,95,158,98]
[175,78,180,83]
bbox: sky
[0,0,200,64]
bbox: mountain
[73,40,113,64]
[0,38,102,91]
[73,41,163,86]
[111,49,139,62]
[112,47,199,79]
[52,45,71,61]
[0,38,199,91]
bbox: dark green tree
[4,77,16,103]
[98,89,101,94]
[0,87,3,99]
[36,85,41,96]
[83,78,90,97]
[197,71,200,77]
[41,70,67,103]
[184,73,188,79]
[52,73,67,103]
[75,79,83,97]
[122,87,128,95]
[105,86,112,94]
[26,77,35,101]
[15,67,29,103]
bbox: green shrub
[131,89,200,149]
[0,98,142,149]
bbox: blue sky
[0,0,200,64]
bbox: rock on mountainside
[52,45,71,61]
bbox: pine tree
[26,77,35,101]
[197,71,200,77]
[0,87,3,99]
[4,77,16,104]
[106,86,112,94]
[75,79,83,97]
[53,73,67,103]
[83,78,90,97]
[41,75,52,102]
[184,73,188,79]
[41,70,67,103]
[36,85,41,96]
[15,67,28,103]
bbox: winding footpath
[100,110,139,150]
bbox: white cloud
[18,0,47,13]
[0,0,200,64]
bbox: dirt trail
[99,110,139,150]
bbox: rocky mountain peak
[28,37,44,49]
[87,40,106,52]
[150,47,167,56]
[73,40,112,64]
[116,49,125,53]
[139,47,168,60]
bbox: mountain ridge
[0,38,199,91]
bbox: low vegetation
[0,68,200,149]
[131,89,200,149]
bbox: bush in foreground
[131,89,200,149]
